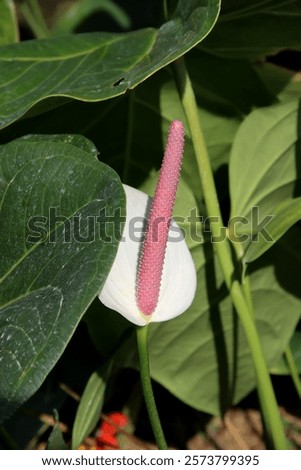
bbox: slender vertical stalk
[228,235,254,318]
[162,0,169,21]
[20,0,49,39]
[136,325,167,450]
[284,346,301,399]
[172,56,288,449]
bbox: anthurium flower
[99,121,197,326]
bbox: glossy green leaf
[0,0,221,129]
[244,198,301,263]
[0,0,18,45]
[0,135,125,422]
[229,100,301,261]
[202,0,301,58]
[72,362,112,450]
[1,66,239,202]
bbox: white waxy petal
[98,184,197,326]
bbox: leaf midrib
[0,33,140,62]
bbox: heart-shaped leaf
[0,0,221,129]
[0,135,125,421]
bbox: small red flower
[96,412,128,450]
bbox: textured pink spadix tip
[136,120,185,316]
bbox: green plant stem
[136,325,167,450]
[173,56,288,450]
[284,345,301,399]
[20,0,49,39]
[162,0,169,21]
[242,272,255,318]
[229,237,254,318]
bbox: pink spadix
[98,120,196,326]
[136,120,185,315]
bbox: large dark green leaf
[1,64,239,202]
[0,0,220,129]
[0,135,125,421]
[201,0,301,58]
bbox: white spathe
[98,184,197,326]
